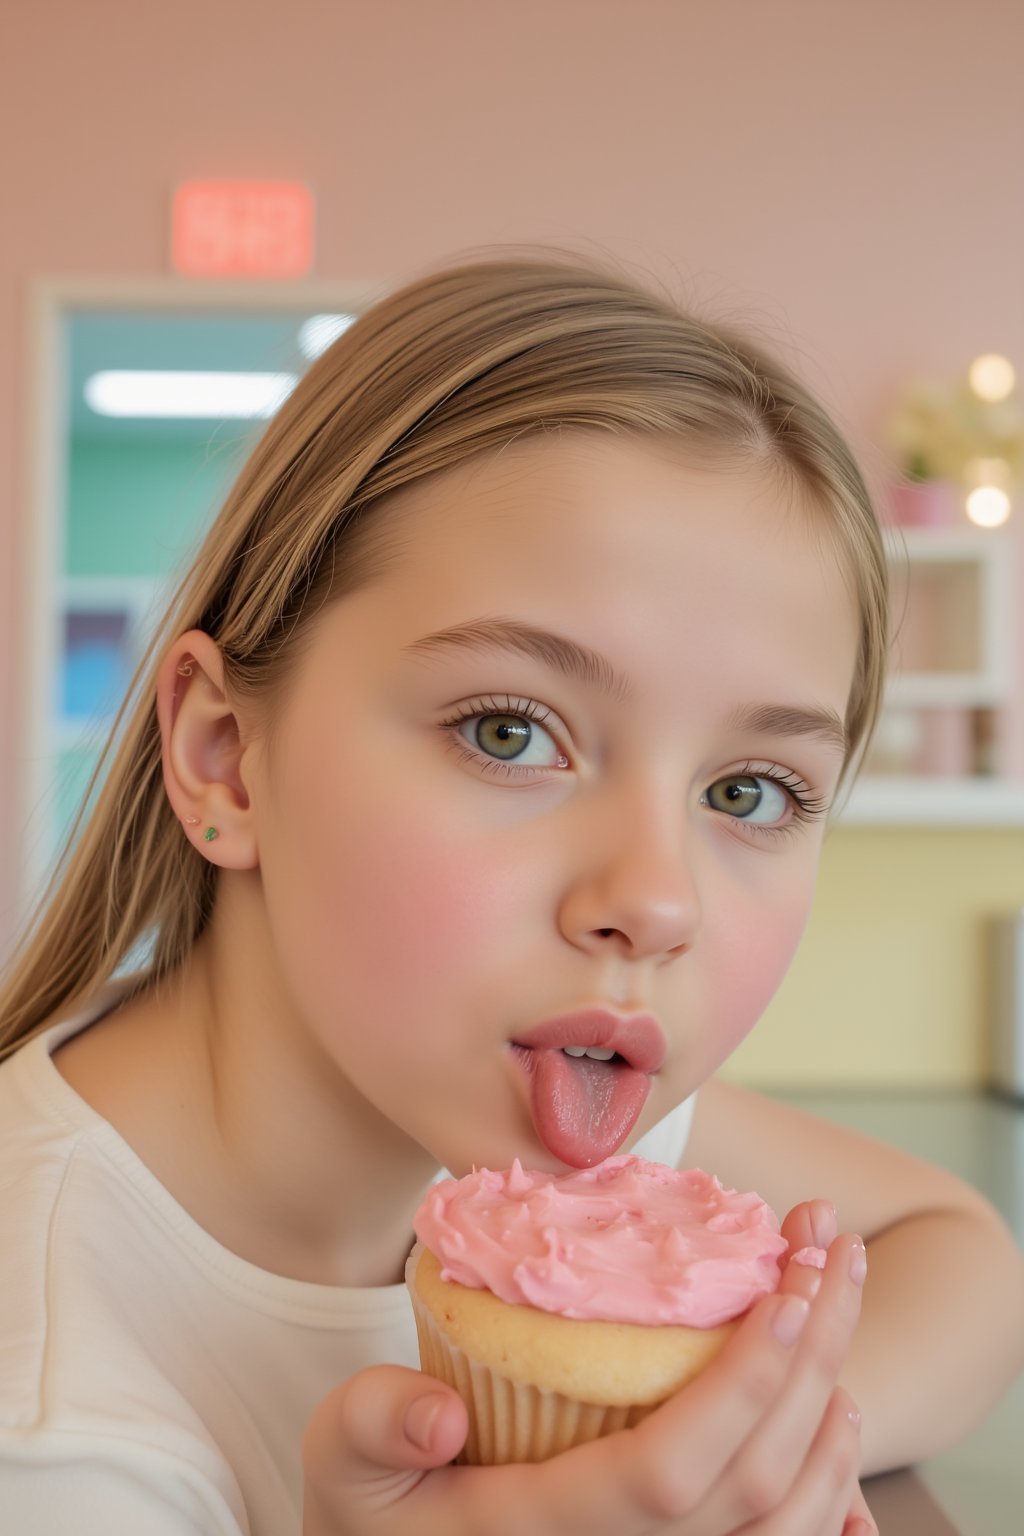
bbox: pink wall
[2,0,1023,955]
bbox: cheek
[346,818,499,970]
[700,871,817,1069]
[282,774,531,997]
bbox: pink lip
[512,1009,666,1074]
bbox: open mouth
[560,1045,623,1062]
[510,1040,654,1169]
[507,1009,665,1168]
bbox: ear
[157,630,259,870]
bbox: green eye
[466,714,535,761]
[705,773,787,824]
[458,712,564,767]
[444,697,568,776]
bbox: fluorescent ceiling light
[84,370,298,419]
[298,313,355,360]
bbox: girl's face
[243,435,860,1175]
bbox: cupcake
[407,1153,810,1465]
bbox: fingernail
[847,1401,862,1427]
[812,1203,837,1249]
[772,1294,810,1346]
[849,1240,868,1285]
[404,1392,446,1451]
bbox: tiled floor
[772,1089,1024,1536]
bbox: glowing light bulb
[967,353,1016,402]
[965,486,1011,528]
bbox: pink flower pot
[887,482,957,528]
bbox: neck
[56,875,441,1287]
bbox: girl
[1,255,1021,1536]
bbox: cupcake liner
[408,1270,652,1464]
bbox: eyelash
[439,696,562,779]
[719,761,831,840]
[438,698,830,834]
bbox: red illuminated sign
[172,181,314,278]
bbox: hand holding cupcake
[302,1177,872,1536]
[407,1154,826,1464]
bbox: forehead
[307,433,860,735]
[382,431,822,565]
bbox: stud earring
[184,816,200,826]
[176,659,194,677]
[203,827,219,842]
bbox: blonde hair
[0,254,888,1056]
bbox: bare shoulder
[686,1075,1000,1240]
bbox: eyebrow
[402,617,634,705]
[402,616,847,756]
[724,703,848,759]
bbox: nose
[557,790,701,963]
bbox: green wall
[66,434,253,577]
[56,432,255,851]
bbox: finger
[728,1233,867,1522]
[514,1285,812,1534]
[727,1389,860,1536]
[842,1482,879,1536]
[751,1386,863,1536]
[780,1198,837,1263]
[302,1366,467,1516]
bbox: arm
[684,1077,1024,1474]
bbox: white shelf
[837,775,1024,827]
[886,675,1009,709]
[884,527,1010,560]
[882,526,1013,710]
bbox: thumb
[303,1366,468,1522]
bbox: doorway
[17,277,374,920]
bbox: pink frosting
[791,1245,827,1270]
[413,1154,791,1327]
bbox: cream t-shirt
[0,984,696,1535]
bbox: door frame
[18,274,377,920]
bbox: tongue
[527,1049,651,1168]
